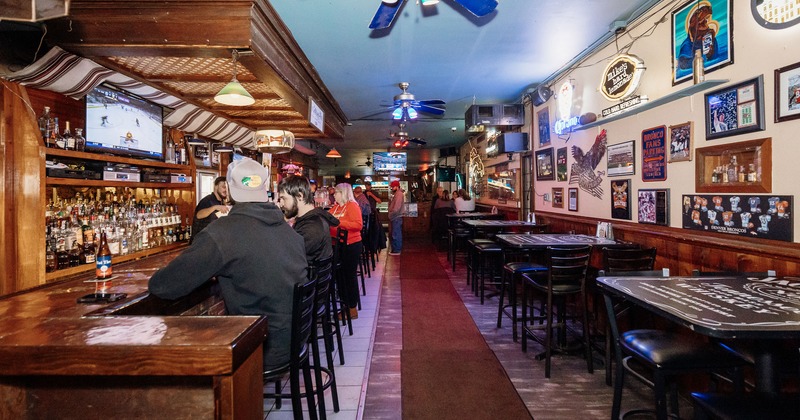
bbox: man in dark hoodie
[148,157,307,371]
[277,175,339,263]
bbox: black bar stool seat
[471,241,503,304]
[497,261,547,341]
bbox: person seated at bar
[434,189,455,210]
[148,157,307,371]
[277,175,340,263]
[328,183,363,319]
[190,176,229,242]
[454,188,475,212]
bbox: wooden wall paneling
[1,83,46,294]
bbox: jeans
[390,217,403,253]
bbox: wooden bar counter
[0,250,268,419]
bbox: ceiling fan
[390,82,445,122]
[357,158,373,168]
[369,0,498,30]
[377,123,427,149]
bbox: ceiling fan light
[254,129,295,154]
[407,107,418,119]
[392,107,403,120]
[326,147,342,158]
[421,0,440,5]
[214,78,255,106]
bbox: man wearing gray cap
[149,157,307,371]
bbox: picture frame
[641,126,667,182]
[556,147,568,181]
[774,60,800,122]
[552,187,564,208]
[668,121,693,162]
[568,187,578,211]
[535,147,555,181]
[607,141,635,177]
[610,179,631,220]
[671,0,734,85]
[704,75,765,140]
[638,188,670,226]
[537,107,551,147]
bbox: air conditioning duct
[465,104,524,133]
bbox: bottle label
[85,253,95,264]
[96,255,112,278]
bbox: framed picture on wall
[638,188,670,226]
[671,0,734,85]
[556,147,568,181]
[704,75,765,140]
[610,179,631,220]
[552,187,564,208]
[535,148,555,181]
[568,188,578,211]
[668,121,693,162]
[775,60,800,122]
[607,141,635,177]
[537,107,551,147]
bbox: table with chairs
[597,273,800,420]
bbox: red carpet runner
[400,238,533,419]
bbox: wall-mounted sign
[641,126,667,182]
[557,80,573,119]
[600,54,645,101]
[309,98,324,133]
[601,95,643,118]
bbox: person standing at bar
[278,175,339,263]
[388,180,404,255]
[190,176,229,242]
[328,183,363,319]
[148,157,307,371]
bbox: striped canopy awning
[2,46,254,146]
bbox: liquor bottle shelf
[46,177,194,189]
[44,147,190,170]
[45,242,188,282]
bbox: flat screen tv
[437,166,456,182]
[373,151,407,172]
[85,84,164,160]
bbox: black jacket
[148,202,307,370]
[293,208,340,263]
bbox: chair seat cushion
[523,274,582,294]
[621,329,746,369]
[503,261,547,273]
[691,392,800,420]
[474,243,502,252]
[467,238,494,245]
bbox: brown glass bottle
[95,231,113,279]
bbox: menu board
[641,126,667,181]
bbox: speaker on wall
[531,85,552,107]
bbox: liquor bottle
[45,240,57,272]
[83,238,96,265]
[178,138,187,165]
[96,231,113,279]
[64,121,75,150]
[69,240,82,267]
[74,128,86,152]
[747,164,757,182]
[166,140,176,164]
[38,106,53,146]
[51,117,64,149]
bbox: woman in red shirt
[329,183,363,319]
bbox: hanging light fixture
[253,129,295,154]
[325,147,342,158]
[214,50,255,106]
[186,134,206,146]
[216,142,234,153]
[282,162,301,175]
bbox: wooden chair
[521,246,594,378]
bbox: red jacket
[329,201,363,245]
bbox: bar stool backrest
[603,247,657,273]
[547,246,591,287]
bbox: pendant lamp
[216,142,233,153]
[254,129,295,154]
[326,147,342,158]
[186,134,205,146]
[214,50,255,106]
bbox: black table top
[596,275,800,339]
[461,220,543,227]
[495,233,617,248]
[445,212,499,218]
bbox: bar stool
[470,240,504,304]
[497,260,547,342]
[308,257,340,416]
[332,229,353,335]
[449,226,471,271]
[465,238,495,288]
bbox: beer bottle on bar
[96,231,112,279]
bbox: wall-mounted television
[85,84,164,160]
[437,166,456,182]
[372,151,407,172]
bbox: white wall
[531,0,800,241]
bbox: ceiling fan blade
[417,99,446,106]
[415,103,446,115]
[369,0,405,29]
[454,0,497,17]
[409,138,427,145]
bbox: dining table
[460,219,548,238]
[596,274,800,395]
[495,233,618,249]
[445,211,503,228]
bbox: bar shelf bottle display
[695,138,771,193]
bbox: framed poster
[671,0,733,85]
[568,188,579,211]
[682,193,793,242]
[556,147,568,181]
[638,189,670,226]
[537,107,551,147]
[552,187,564,208]
[752,0,800,30]
[775,60,800,122]
[641,126,667,182]
[535,148,555,181]
[607,141,635,177]
[668,121,693,162]
[705,75,765,139]
[611,179,631,220]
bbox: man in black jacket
[149,157,307,371]
[278,175,340,263]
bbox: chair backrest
[547,246,591,287]
[309,257,333,315]
[289,280,317,365]
[603,247,657,273]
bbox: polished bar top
[0,250,268,376]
